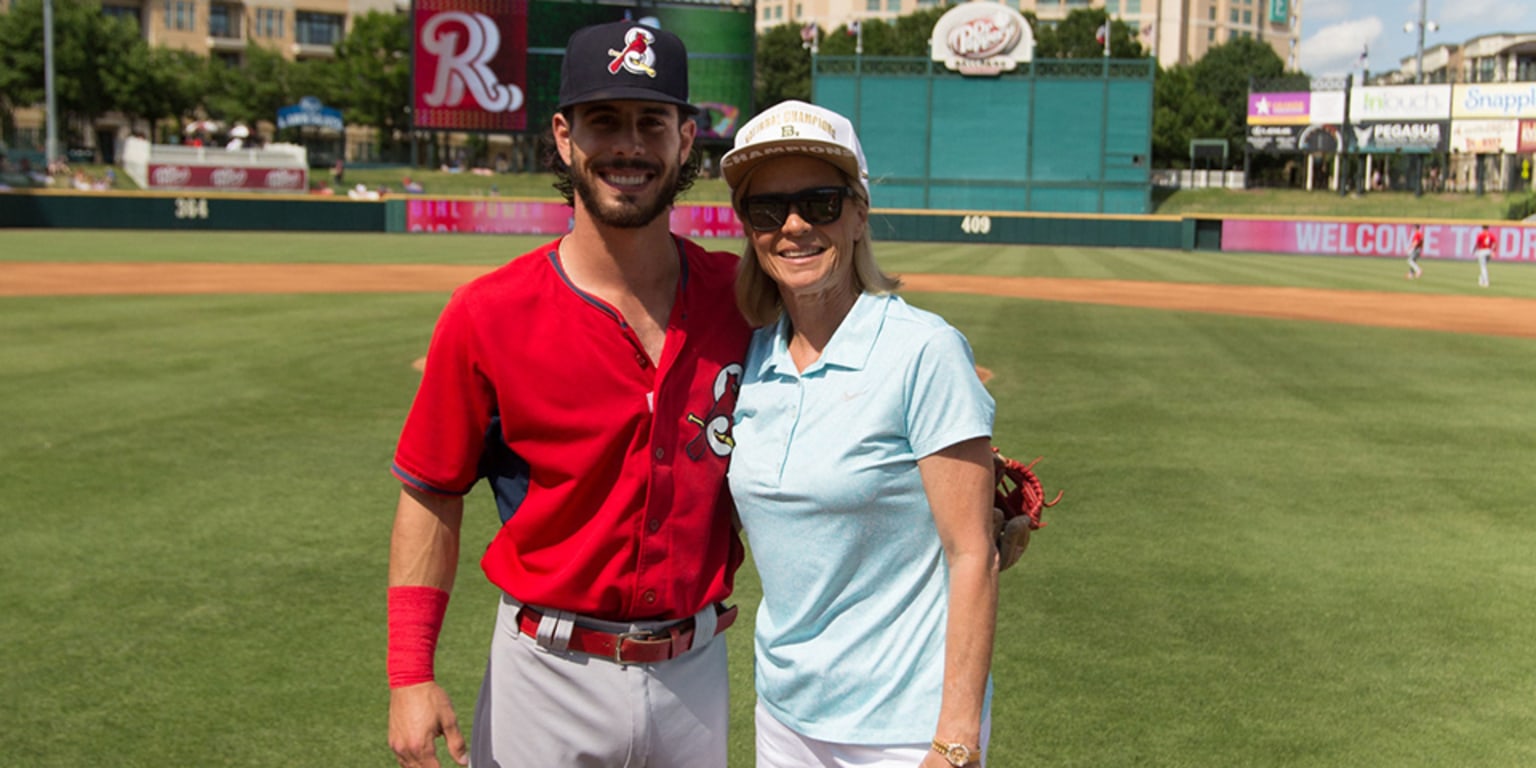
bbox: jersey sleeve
[904,325,996,459]
[391,288,497,495]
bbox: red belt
[516,603,737,665]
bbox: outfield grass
[1,234,1534,767]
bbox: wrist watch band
[931,739,978,766]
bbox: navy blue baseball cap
[557,21,698,114]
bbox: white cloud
[1298,17,1385,75]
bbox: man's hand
[389,682,468,768]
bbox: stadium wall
[0,192,1193,249]
[12,191,1534,260]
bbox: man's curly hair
[540,108,702,206]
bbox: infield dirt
[3,262,1534,340]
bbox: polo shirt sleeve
[392,287,497,495]
[904,325,996,459]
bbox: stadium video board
[412,0,754,137]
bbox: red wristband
[387,585,449,688]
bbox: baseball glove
[992,448,1062,571]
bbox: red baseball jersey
[1475,230,1496,251]
[393,237,750,622]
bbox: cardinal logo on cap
[608,27,659,78]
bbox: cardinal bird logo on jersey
[686,363,743,459]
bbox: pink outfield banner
[1221,219,1536,262]
[406,199,745,238]
[145,164,307,191]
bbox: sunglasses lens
[742,187,849,231]
[746,201,787,231]
[799,191,841,224]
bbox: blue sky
[1297,0,1536,76]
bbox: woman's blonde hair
[732,170,901,327]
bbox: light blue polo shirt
[727,291,996,743]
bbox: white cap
[721,100,870,198]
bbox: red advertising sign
[412,0,529,131]
[1520,120,1536,153]
[145,164,307,191]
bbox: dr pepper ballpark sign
[930,2,1034,76]
[412,0,529,131]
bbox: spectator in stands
[402,176,424,193]
[332,158,345,186]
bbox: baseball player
[1474,224,1495,287]
[385,21,751,768]
[1406,224,1424,280]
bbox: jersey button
[654,447,665,459]
[647,518,661,533]
[642,590,657,604]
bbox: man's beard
[570,157,681,229]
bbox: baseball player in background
[1405,224,1424,280]
[385,21,750,768]
[1473,224,1495,287]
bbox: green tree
[0,0,141,148]
[1151,65,1225,168]
[1190,36,1288,154]
[755,22,814,110]
[1036,8,1146,59]
[103,45,206,140]
[328,11,411,158]
[204,44,322,130]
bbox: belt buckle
[612,628,664,666]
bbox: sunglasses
[739,186,854,231]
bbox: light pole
[1404,0,1438,83]
[44,0,58,168]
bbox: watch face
[945,744,972,766]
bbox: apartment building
[1384,33,1536,85]
[96,0,405,64]
[756,0,1301,70]
[3,0,404,162]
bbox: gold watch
[931,739,979,766]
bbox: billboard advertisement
[412,0,530,131]
[1348,121,1448,154]
[411,0,754,136]
[1349,85,1452,122]
[1450,120,1518,154]
[1247,92,1310,125]
[1222,219,1536,262]
[1247,90,1342,126]
[1246,124,1341,153]
[1521,120,1536,153]
[1451,83,1536,119]
[145,164,307,192]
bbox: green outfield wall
[814,57,1156,215]
[0,190,384,231]
[871,209,1187,249]
[0,190,1206,249]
